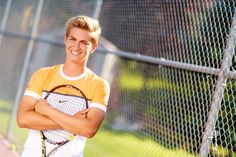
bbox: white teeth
[71,51,79,55]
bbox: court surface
[0,135,19,157]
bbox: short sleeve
[90,80,110,112]
[24,68,49,99]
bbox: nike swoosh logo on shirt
[58,100,68,103]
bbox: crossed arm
[17,95,105,138]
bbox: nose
[75,41,82,49]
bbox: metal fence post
[198,9,236,157]
[91,0,103,19]
[0,0,12,48]
[6,0,44,139]
[88,0,105,74]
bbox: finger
[74,114,86,118]
[74,112,85,116]
[79,108,90,113]
[75,113,87,118]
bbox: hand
[34,99,51,116]
[74,108,90,119]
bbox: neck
[63,62,86,77]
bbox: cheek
[65,43,72,48]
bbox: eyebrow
[68,36,90,43]
[68,36,76,39]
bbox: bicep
[17,96,37,117]
[86,107,105,129]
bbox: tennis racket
[40,84,88,157]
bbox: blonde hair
[65,15,101,44]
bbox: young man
[17,15,110,157]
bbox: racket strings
[47,93,86,115]
[42,86,88,144]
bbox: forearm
[17,110,61,130]
[46,107,104,138]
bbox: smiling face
[64,27,97,65]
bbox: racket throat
[46,140,70,157]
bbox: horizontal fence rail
[0,1,236,157]
[1,30,236,79]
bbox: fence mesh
[104,58,217,156]
[212,79,236,156]
[98,0,236,156]
[0,0,236,157]
[100,0,235,68]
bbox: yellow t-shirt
[24,64,110,112]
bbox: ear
[90,43,98,54]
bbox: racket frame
[40,84,88,157]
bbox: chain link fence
[0,0,235,157]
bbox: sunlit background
[0,0,236,156]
